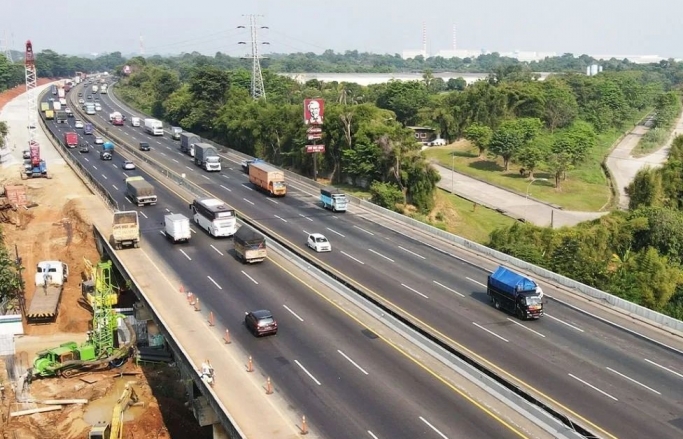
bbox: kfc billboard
[304,98,325,125]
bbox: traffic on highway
[42,89,529,439]
[47,80,683,439]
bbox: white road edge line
[282,304,304,322]
[294,360,321,386]
[337,350,369,375]
[472,322,509,342]
[241,271,258,285]
[545,314,584,332]
[210,245,223,256]
[606,367,661,395]
[433,281,464,298]
[367,431,379,439]
[568,373,618,401]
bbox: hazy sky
[4,0,682,57]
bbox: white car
[307,233,331,252]
[122,160,136,170]
[74,120,84,129]
[95,105,102,111]
[94,137,104,144]
[78,98,85,104]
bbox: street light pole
[526,177,548,200]
[451,153,455,193]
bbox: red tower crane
[25,40,39,164]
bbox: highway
[84,82,683,439]
[44,92,528,439]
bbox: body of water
[280,72,551,86]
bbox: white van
[131,117,141,127]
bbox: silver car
[122,160,136,170]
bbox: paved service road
[47,93,531,439]
[87,86,683,439]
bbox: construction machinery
[21,145,50,179]
[82,259,119,307]
[22,40,50,180]
[89,382,139,439]
[29,260,135,379]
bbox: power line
[238,15,269,100]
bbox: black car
[139,142,150,151]
[79,144,89,153]
[245,310,278,336]
[78,92,83,97]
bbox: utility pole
[139,34,145,56]
[238,15,269,100]
[1,31,12,62]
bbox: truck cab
[487,266,543,320]
[35,261,68,287]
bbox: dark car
[245,310,277,336]
[78,92,83,97]
[79,144,89,153]
[139,142,150,151]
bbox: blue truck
[84,123,94,135]
[320,187,348,212]
[100,141,114,160]
[487,266,543,320]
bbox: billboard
[306,145,325,153]
[304,98,324,125]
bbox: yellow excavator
[89,382,139,439]
[82,258,119,307]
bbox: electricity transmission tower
[1,31,12,62]
[238,15,269,100]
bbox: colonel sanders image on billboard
[304,98,325,125]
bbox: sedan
[95,105,102,111]
[122,160,136,170]
[307,233,331,252]
[245,310,278,337]
[74,120,84,129]
[94,137,104,144]
[78,98,85,104]
[87,95,93,100]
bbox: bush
[369,182,404,212]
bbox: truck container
[144,118,163,136]
[109,112,122,122]
[52,101,61,111]
[64,132,78,148]
[26,261,69,323]
[125,176,157,206]
[59,98,67,107]
[100,141,114,160]
[57,88,65,99]
[40,102,50,112]
[92,85,98,93]
[487,266,543,320]
[180,132,200,156]
[164,213,191,243]
[233,225,267,264]
[320,187,348,212]
[45,110,54,120]
[51,85,57,95]
[84,123,94,135]
[56,111,68,124]
[193,143,221,171]
[100,84,108,94]
[249,162,286,197]
[111,211,140,249]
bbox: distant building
[408,126,437,144]
[402,49,427,60]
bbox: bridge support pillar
[192,395,219,426]
[212,422,229,439]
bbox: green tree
[0,121,8,149]
[446,77,466,91]
[376,80,430,125]
[542,79,578,132]
[626,167,664,209]
[463,123,493,157]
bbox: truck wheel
[493,299,500,310]
[133,242,139,248]
[517,307,526,320]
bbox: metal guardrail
[107,83,683,334]
[96,84,599,438]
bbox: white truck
[26,261,69,323]
[144,118,164,136]
[194,143,221,171]
[131,117,141,127]
[164,214,191,243]
[109,111,122,122]
[100,84,108,94]
[111,211,140,249]
[92,85,99,93]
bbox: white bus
[189,198,237,237]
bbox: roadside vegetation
[632,91,682,157]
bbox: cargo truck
[125,176,157,206]
[164,214,191,243]
[92,85,98,93]
[52,101,61,111]
[84,123,94,135]
[144,118,163,136]
[233,225,267,264]
[40,102,50,112]
[170,126,182,140]
[45,110,54,120]
[111,211,140,249]
[57,88,65,99]
[100,141,114,160]
[249,162,286,196]
[193,143,221,171]
[56,111,68,124]
[487,266,543,320]
[131,117,141,127]
[100,84,108,94]
[180,132,200,156]
[64,132,78,148]
[320,187,348,212]
[26,261,69,323]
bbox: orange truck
[248,162,286,197]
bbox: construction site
[0,45,212,439]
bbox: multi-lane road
[69,83,683,439]
[43,91,533,439]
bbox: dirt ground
[0,84,210,438]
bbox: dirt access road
[0,82,211,438]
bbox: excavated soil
[0,85,210,438]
